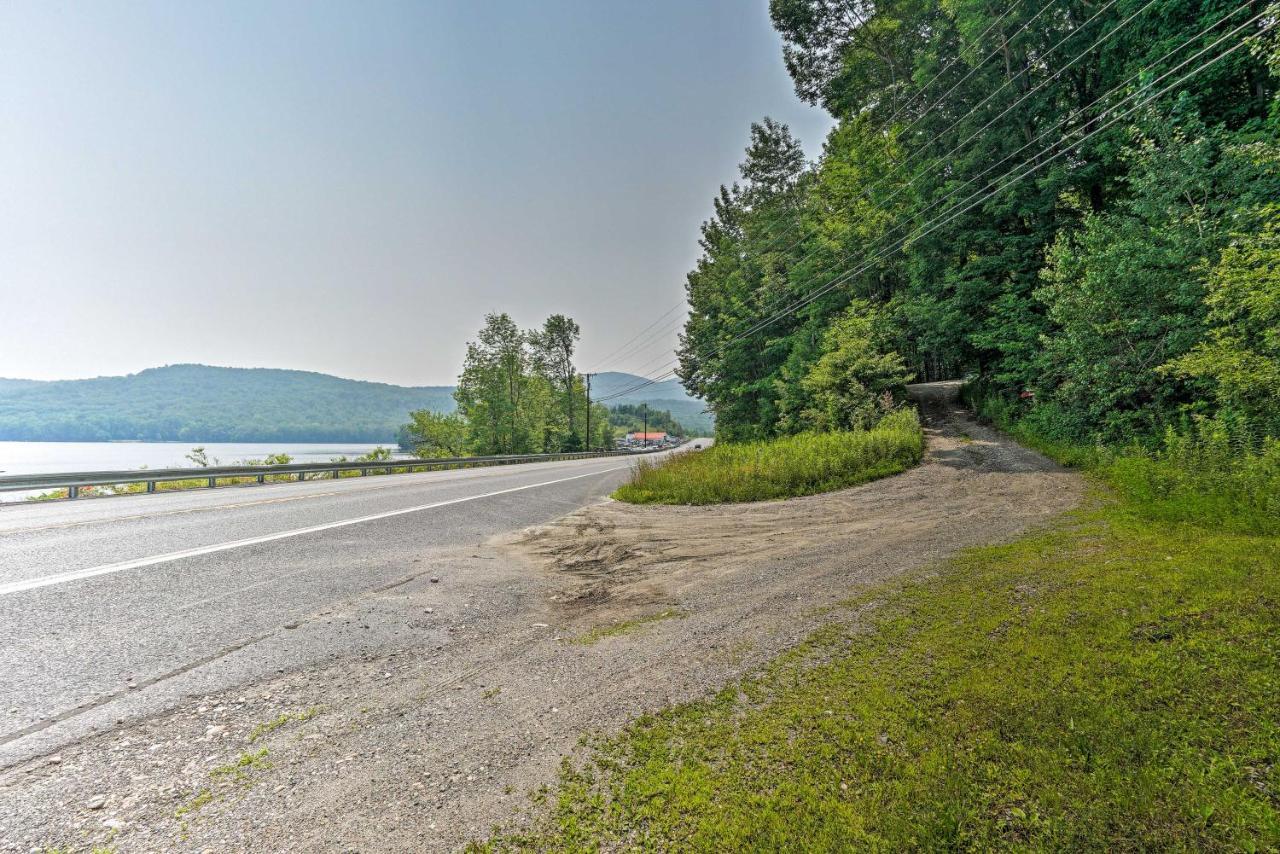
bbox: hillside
[0,365,455,443]
[592,372,713,434]
[0,365,711,442]
[0,378,46,394]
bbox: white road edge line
[0,465,628,597]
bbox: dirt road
[1,382,1082,852]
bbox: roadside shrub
[971,388,1280,535]
[1103,425,1280,535]
[614,408,923,505]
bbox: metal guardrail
[0,448,660,501]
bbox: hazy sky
[0,1,834,386]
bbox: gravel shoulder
[0,382,1083,853]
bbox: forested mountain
[607,404,691,438]
[590,372,692,402]
[0,378,45,394]
[678,0,1279,445]
[591,372,714,434]
[0,365,456,442]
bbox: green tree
[790,301,913,432]
[402,410,469,458]
[1035,111,1279,440]
[1169,204,1280,435]
[454,313,532,454]
[529,314,582,445]
[677,118,813,440]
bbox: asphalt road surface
[0,451,678,767]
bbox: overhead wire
[596,8,1271,402]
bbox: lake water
[0,441,404,477]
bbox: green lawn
[613,408,924,505]
[475,491,1280,851]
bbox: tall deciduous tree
[529,314,582,442]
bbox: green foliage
[1035,113,1279,441]
[529,314,583,439]
[614,408,923,505]
[785,300,913,432]
[401,410,469,458]
[1169,204,1280,435]
[447,313,618,455]
[455,313,537,455]
[678,0,1278,446]
[606,404,688,437]
[477,501,1280,852]
[0,364,455,442]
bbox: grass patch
[613,408,923,505]
[173,788,213,819]
[568,609,684,646]
[969,390,1280,536]
[209,748,270,783]
[247,706,320,743]
[474,494,1280,851]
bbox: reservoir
[0,441,403,477]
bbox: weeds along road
[0,451,678,768]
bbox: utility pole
[583,373,594,452]
[643,403,648,448]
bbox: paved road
[0,451,676,766]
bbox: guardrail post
[333,469,340,480]
[147,481,156,494]
[207,476,216,489]
[257,474,265,484]
[298,472,306,483]
[68,485,79,499]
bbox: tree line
[401,313,614,456]
[677,0,1279,447]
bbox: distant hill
[591,372,691,402]
[0,378,46,394]
[0,365,713,442]
[0,365,455,442]
[592,372,713,435]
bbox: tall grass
[614,408,923,505]
[970,391,1280,535]
[1104,428,1280,535]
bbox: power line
[591,0,1056,376]
[598,11,1270,403]
[592,302,684,370]
[600,0,1141,380]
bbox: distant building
[627,432,668,444]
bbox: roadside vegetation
[614,408,922,505]
[400,313,614,457]
[476,446,1280,851]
